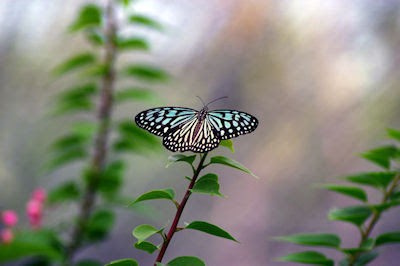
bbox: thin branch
[348,172,400,265]
[64,0,118,263]
[154,152,209,265]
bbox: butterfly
[134,97,258,153]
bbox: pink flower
[1,228,13,243]
[26,199,43,229]
[26,200,42,217]
[32,188,46,202]
[1,210,18,227]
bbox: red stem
[154,152,208,265]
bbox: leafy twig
[64,0,118,263]
[154,152,209,265]
[348,173,400,265]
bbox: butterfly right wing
[207,110,258,140]
[135,107,197,137]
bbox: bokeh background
[1,0,400,265]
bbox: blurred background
[1,0,400,265]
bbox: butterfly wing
[135,107,197,137]
[163,116,221,153]
[206,110,258,140]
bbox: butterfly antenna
[206,96,228,107]
[196,96,206,107]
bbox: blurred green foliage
[275,128,400,266]
[0,0,168,264]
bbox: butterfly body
[135,106,258,153]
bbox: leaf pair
[166,149,258,178]
[131,221,237,255]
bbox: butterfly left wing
[135,107,197,137]
[206,110,258,140]
[163,116,221,153]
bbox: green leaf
[375,231,400,246]
[344,171,397,190]
[132,224,163,244]
[99,160,125,197]
[57,83,98,102]
[86,29,104,46]
[24,257,52,266]
[52,83,97,115]
[69,4,102,32]
[43,148,88,173]
[115,88,157,103]
[371,201,400,212]
[72,122,97,138]
[386,128,400,142]
[356,251,380,265]
[50,134,88,153]
[341,238,374,255]
[83,64,109,78]
[209,156,258,178]
[52,52,96,77]
[106,259,138,266]
[129,15,164,31]
[328,206,372,226]
[48,181,81,204]
[0,230,62,262]
[387,193,400,209]
[164,256,205,266]
[117,0,133,7]
[191,173,225,197]
[134,241,158,254]
[51,99,93,116]
[166,154,196,168]
[113,139,138,153]
[86,209,115,242]
[114,136,160,154]
[220,139,234,153]
[117,37,149,50]
[321,184,367,202]
[276,251,333,266]
[129,188,175,206]
[76,259,103,266]
[339,251,379,266]
[390,190,400,201]
[274,233,341,248]
[116,121,160,151]
[125,64,170,82]
[185,221,238,242]
[359,145,399,169]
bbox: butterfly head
[196,95,228,120]
[198,106,209,120]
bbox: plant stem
[348,172,400,266]
[154,152,209,265]
[64,0,118,263]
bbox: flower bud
[0,228,13,243]
[32,188,47,202]
[1,210,18,227]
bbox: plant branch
[64,0,118,263]
[348,172,400,266]
[154,152,209,265]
